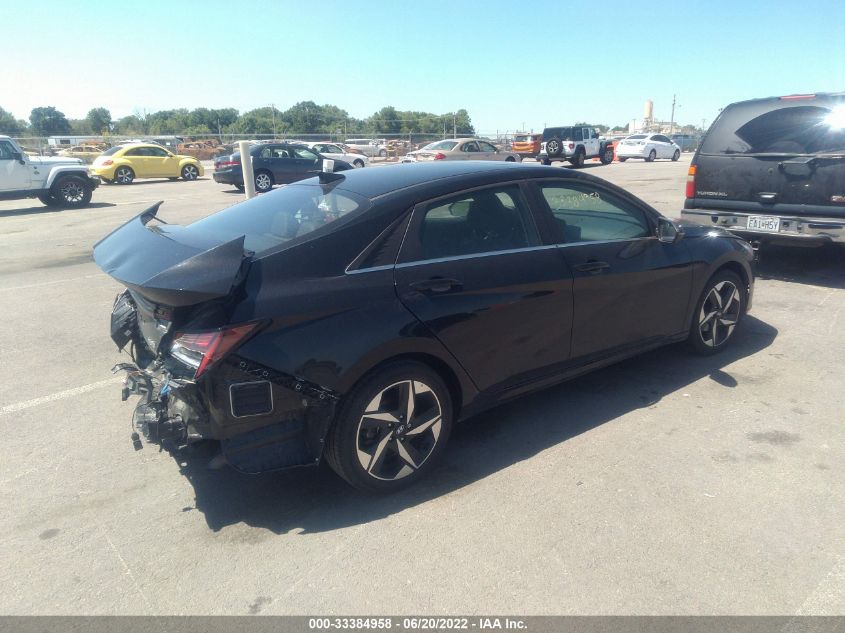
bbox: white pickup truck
[0,135,100,208]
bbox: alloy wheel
[182,165,198,180]
[698,281,741,348]
[255,172,272,192]
[59,180,85,203]
[115,167,133,184]
[355,380,443,481]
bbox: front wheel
[687,270,746,355]
[324,361,453,493]
[51,176,93,208]
[181,164,199,181]
[353,159,365,168]
[672,150,681,161]
[378,149,387,158]
[505,156,516,162]
[646,149,657,162]
[600,147,614,165]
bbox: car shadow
[109,178,210,186]
[756,243,845,289]
[0,202,117,218]
[173,315,777,535]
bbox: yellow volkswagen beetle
[90,143,203,184]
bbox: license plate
[747,215,780,232]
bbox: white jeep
[0,135,100,208]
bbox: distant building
[47,135,101,147]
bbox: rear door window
[701,100,845,155]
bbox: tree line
[0,103,476,138]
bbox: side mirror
[322,158,335,173]
[657,218,684,244]
[12,151,24,164]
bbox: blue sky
[2,0,843,132]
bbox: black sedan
[94,161,754,492]
[213,142,353,193]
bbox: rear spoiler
[93,202,247,307]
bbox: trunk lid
[94,203,248,352]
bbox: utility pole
[669,94,676,135]
[453,113,456,139]
[270,104,276,139]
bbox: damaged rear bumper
[113,356,340,474]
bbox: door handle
[756,192,778,202]
[409,277,463,293]
[574,260,610,274]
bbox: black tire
[254,170,274,193]
[539,158,551,166]
[324,361,454,493]
[600,146,614,165]
[50,176,93,208]
[505,156,516,162]
[38,193,60,207]
[569,149,585,168]
[646,149,657,162]
[687,270,746,356]
[378,149,387,158]
[181,164,199,181]
[545,137,563,158]
[353,159,365,168]
[672,150,681,161]
[234,184,245,192]
[114,166,135,185]
[619,157,628,162]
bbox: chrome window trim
[345,263,395,275]
[229,380,274,419]
[395,244,560,269]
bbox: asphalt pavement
[0,156,843,615]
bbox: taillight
[568,142,574,150]
[170,323,262,379]
[434,153,446,160]
[685,165,697,199]
[102,159,113,166]
[216,160,240,169]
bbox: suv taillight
[216,160,240,169]
[434,153,446,160]
[568,142,574,150]
[685,165,697,199]
[170,323,262,379]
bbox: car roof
[299,161,569,199]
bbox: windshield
[425,140,458,151]
[627,134,647,140]
[543,127,574,140]
[188,184,371,255]
[701,100,845,155]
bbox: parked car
[405,138,521,162]
[56,145,104,164]
[90,144,203,184]
[670,134,700,153]
[295,141,369,168]
[94,161,754,492]
[213,142,354,192]
[0,135,99,208]
[616,134,681,162]
[681,92,845,246]
[538,126,615,167]
[511,132,543,158]
[344,138,388,158]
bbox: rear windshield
[425,140,459,151]
[627,134,647,140]
[543,127,575,140]
[701,99,845,155]
[513,135,530,142]
[188,184,371,255]
[102,146,121,156]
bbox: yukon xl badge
[697,190,728,197]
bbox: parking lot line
[0,377,123,416]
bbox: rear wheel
[181,164,199,181]
[539,158,551,166]
[646,149,657,162]
[254,170,273,193]
[50,176,93,208]
[505,156,516,162]
[687,270,746,355]
[325,361,453,493]
[672,150,681,161]
[114,166,135,185]
[234,184,245,192]
[38,193,60,207]
[353,159,365,168]
[619,157,628,162]
[569,149,585,168]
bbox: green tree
[0,107,27,135]
[114,115,145,135]
[371,106,401,135]
[29,106,71,136]
[86,108,112,134]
